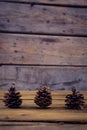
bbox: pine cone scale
[34,86,52,108]
[65,87,85,110]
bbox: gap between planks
[0,0,87,8]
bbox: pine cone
[34,86,52,108]
[3,85,22,108]
[65,87,85,110]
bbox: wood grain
[0,125,87,130]
[0,2,87,35]
[0,109,87,123]
[0,65,87,90]
[0,33,87,65]
[0,91,87,123]
[0,90,87,96]
[1,90,87,100]
[1,0,87,6]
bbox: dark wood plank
[0,33,87,65]
[1,0,87,6]
[0,65,87,90]
[0,2,87,35]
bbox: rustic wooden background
[0,0,87,90]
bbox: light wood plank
[0,106,87,121]
[1,90,87,95]
[0,2,87,35]
[0,34,87,65]
[1,96,87,101]
[0,97,87,122]
[0,91,87,123]
[1,0,87,6]
[0,91,87,100]
[1,99,87,106]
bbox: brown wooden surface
[0,2,87,35]
[1,0,87,6]
[0,66,87,90]
[0,33,87,65]
[0,91,87,123]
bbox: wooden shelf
[0,91,87,125]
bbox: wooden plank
[0,91,87,123]
[0,122,40,126]
[0,125,87,130]
[0,91,87,100]
[0,98,66,106]
[1,91,87,106]
[1,90,87,98]
[1,95,87,100]
[0,34,87,65]
[0,2,87,35]
[1,125,87,130]
[0,65,87,90]
[1,99,87,106]
[1,0,87,6]
[1,90,87,95]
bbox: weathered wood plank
[0,2,87,35]
[0,34,87,65]
[0,125,87,130]
[1,0,87,6]
[0,65,87,90]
